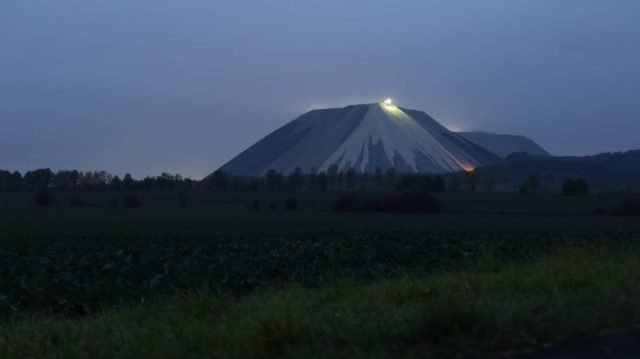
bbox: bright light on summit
[383,98,393,107]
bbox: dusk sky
[2,0,639,179]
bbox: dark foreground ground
[1,191,639,357]
[518,329,640,359]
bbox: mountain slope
[457,131,550,158]
[218,103,499,176]
[470,150,640,191]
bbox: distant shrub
[527,174,541,193]
[123,195,143,208]
[285,198,298,211]
[269,201,279,211]
[396,175,433,193]
[34,192,58,207]
[610,198,640,216]
[109,197,120,208]
[252,200,260,211]
[362,198,383,212]
[562,178,589,196]
[69,198,89,207]
[519,183,530,196]
[331,192,443,213]
[382,191,443,213]
[331,194,361,212]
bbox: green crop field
[1,191,640,357]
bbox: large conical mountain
[218,102,500,176]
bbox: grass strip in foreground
[1,246,639,358]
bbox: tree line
[0,169,195,193]
[0,167,590,196]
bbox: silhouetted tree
[111,176,122,191]
[383,168,396,190]
[9,172,23,191]
[374,167,384,189]
[308,168,319,191]
[122,173,135,191]
[317,171,328,192]
[79,172,109,192]
[328,164,339,190]
[562,178,589,196]
[156,172,182,191]
[448,175,461,192]
[78,172,91,191]
[527,173,541,193]
[24,169,54,191]
[0,170,11,192]
[248,179,260,191]
[52,170,80,191]
[464,171,479,192]
[345,168,356,191]
[210,170,229,191]
[337,172,345,191]
[230,176,242,191]
[94,171,112,191]
[265,169,284,191]
[288,167,304,191]
[358,173,370,192]
[482,175,496,193]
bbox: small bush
[122,195,143,208]
[330,194,361,212]
[34,192,58,207]
[382,191,443,213]
[610,198,640,216]
[362,198,383,212]
[109,197,120,208]
[396,175,433,193]
[562,178,589,196]
[269,201,279,211]
[284,198,298,211]
[69,198,89,207]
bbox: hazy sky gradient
[2,0,639,178]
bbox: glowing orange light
[456,160,475,172]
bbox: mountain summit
[218,101,508,176]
